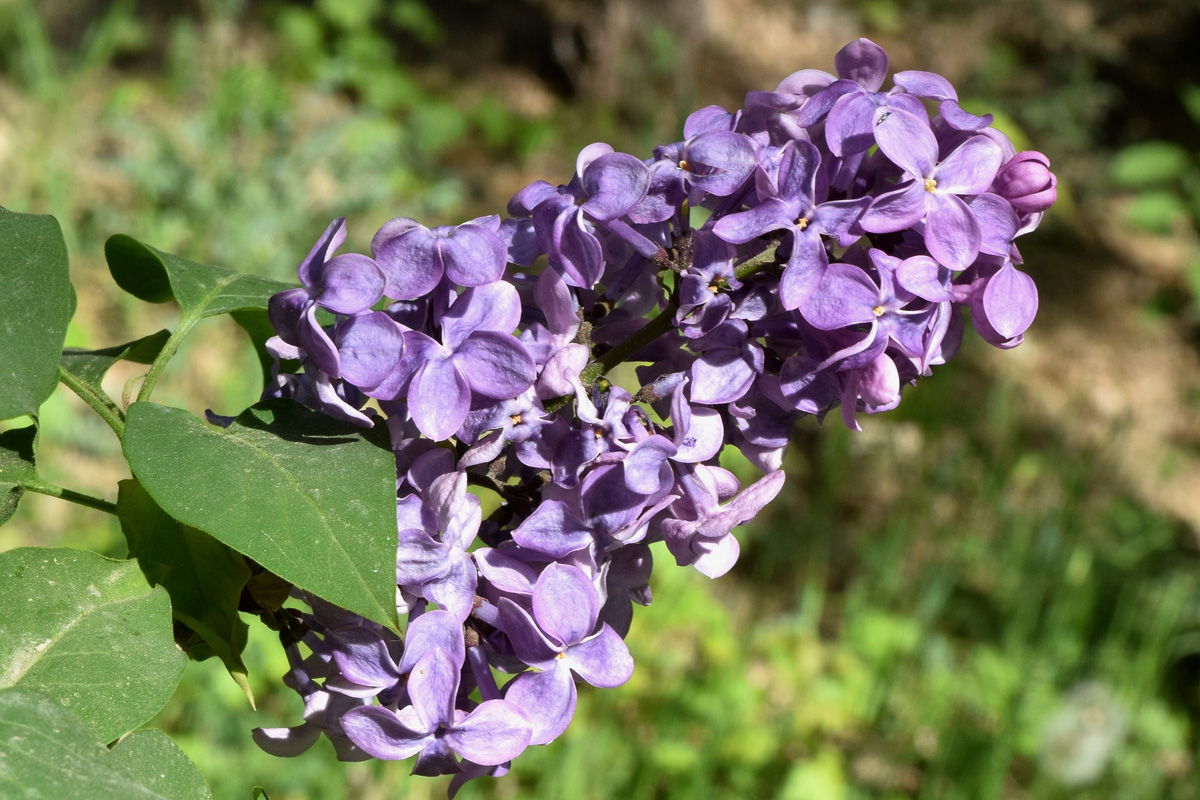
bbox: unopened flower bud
[992,151,1057,214]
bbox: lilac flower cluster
[252,39,1056,792]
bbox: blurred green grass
[3,1,1200,798]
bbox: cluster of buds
[251,38,1056,794]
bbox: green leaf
[1125,190,1190,234]
[1111,141,1191,189]
[123,400,400,630]
[0,208,72,420]
[252,788,271,800]
[109,729,212,800]
[0,689,209,799]
[60,330,171,390]
[104,235,294,320]
[0,423,38,526]
[0,548,187,743]
[117,479,253,702]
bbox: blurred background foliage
[3,0,1200,797]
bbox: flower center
[555,652,567,660]
[924,178,937,193]
[678,159,691,172]
[872,305,885,317]
[510,414,523,426]
[795,216,809,231]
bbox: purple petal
[933,135,1004,195]
[967,193,1019,257]
[554,210,604,288]
[455,332,536,400]
[926,192,982,270]
[398,610,466,674]
[873,107,937,178]
[252,723,321,758]
[371,216,424,256]
[778,234,830,310]
[408,648,460,730]
[691,531,741,578]
[340,705,431,760]
[826,91,878,157]
[624,435,677,494]
[438,224,508,287]
[497,597,562,663]
[533,563,600,646]
[408,358,471,440]
[565,625,634,688]
[316,254,386,315]
[982,262,1038,339]
[799,262,880,330]
[835,38,889,92]
[474,547,538,595]
[423,550,479,621]
[892,70,956,100]
[374,228,443,301]
[332,627,401,688]
[683,131,756,196]
[535,267,579,336]
[441,281,523,348]
[396,531,450,586]
[504,665,576,746]
[580,152,650,221]
[895,255,953,302]
[511,499,594,558]
[939,99,993,131]
[446,699,533,765]
[712,198,794,244]
[268,288,310,346]
[860,181,928,234]
[684,104,736,138]
[673,406,724,462]
[337,311,405,391]
[297,304,341,378]
[774,141,820,206]
[298,217,348,290]
[689,350,756,405]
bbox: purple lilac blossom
[255,38,1057,797]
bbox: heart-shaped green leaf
[117,478,253,702]
[0,548,187,743]
[0,423,38,526]
[123,400,400,630]
[0,689,210,799]
[0,208,72,421]
[105,235,295,320]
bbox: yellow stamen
[795,217,809,231]
[679,159,691,172]
[924,178,937,193]
[510,414,522,426]
[872,305,885,317]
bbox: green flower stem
[578,293,681,386]
[22,480,117,515]
[57,364,125,438]
[137,315,198,403]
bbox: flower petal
[408,358,471,441]
[340,705,431,761]
[533,563,600,646]
[446,699,533,766]
[565,624,634,688]
[503,665,577,746]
